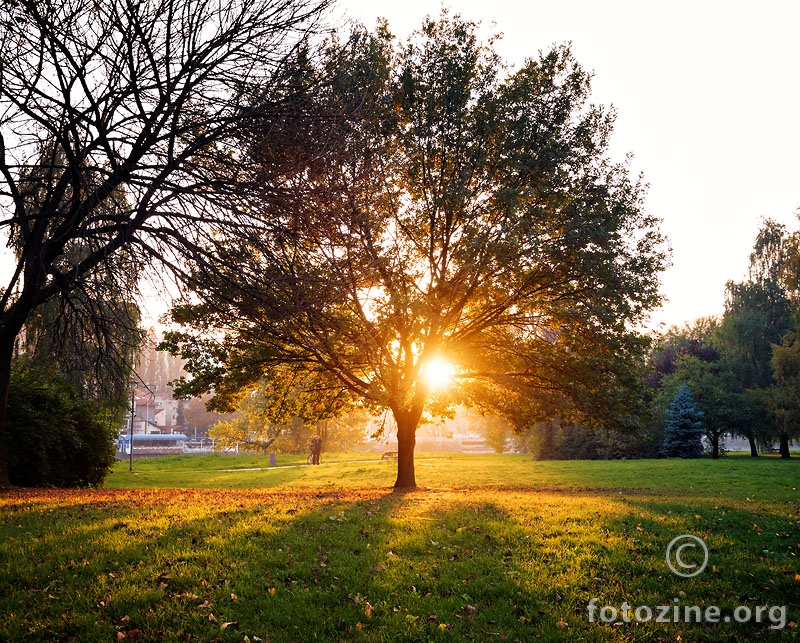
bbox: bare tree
[0,0,332,485]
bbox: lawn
[0,454,798,642]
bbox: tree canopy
[0,0,331,485]
[164,14,669,487]
[646,219,800,459]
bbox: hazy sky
[3,2,798,333]
[336,0,800,330]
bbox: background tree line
[652,218,800,459]
[527,218,800,460]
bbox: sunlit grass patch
[1,456,799,641]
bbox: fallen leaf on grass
[220,621,239,630]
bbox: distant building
[118,433,189,456]
[130,390,184,434]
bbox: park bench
[381,451,398,460]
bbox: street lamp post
[129,382,136,472]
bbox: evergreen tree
[661,384,705,458]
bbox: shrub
[6,360,120,487]
[526,420,662,460]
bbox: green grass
[1,454,798,642]
[106,452,800,501]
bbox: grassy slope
[0,454,798,642]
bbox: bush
[526,419,662,460]
[6,360,120,487]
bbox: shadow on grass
[595,495,798,641]
[1,487,797,642]
[0,488,571,642]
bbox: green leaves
[166,11,668,484]
[6,359,119,486]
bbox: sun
[422,357,456,391]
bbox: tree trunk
[710,433,719,459]
[747,435,759,457]
[779,433,791,459]
[393,404,424,489]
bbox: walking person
[309,435,322,465]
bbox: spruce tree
[661,384,705,458]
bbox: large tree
[15,166,143,407]
[716,220,795,455]
[0,0,331,485]
[164,15,669,488]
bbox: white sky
[3,1,798,333]
[335,0,800,330]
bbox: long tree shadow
[0,487,579,642]
[1,486,797,642]
[200,488,559,642]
